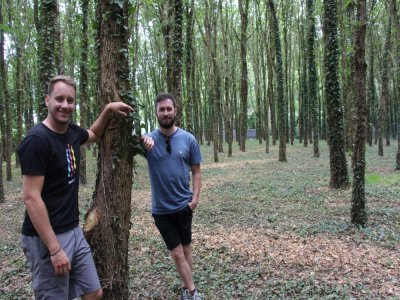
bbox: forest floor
[0,139,399,299]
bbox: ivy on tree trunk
[323,0,349,189]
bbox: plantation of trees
[0,0,399,299]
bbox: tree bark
[351,0,367,227]
[79,0,89,185]
[0,0,12,181]
[84,1,136,298]
[184,0,195,134]
[269,0,287,162]
[377,13,391,157]
[37,0,58,120]
[239,0,249,152]
[393,0,400,169]
[307,0,319,158]
[323,0,349,189]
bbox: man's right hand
[51,248,71,276]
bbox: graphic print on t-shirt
[66,144,77,178]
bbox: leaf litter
[1,140,399,299]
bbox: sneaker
[179,287,191,300]
[190,288,203,300]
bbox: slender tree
[0,143,3,203]
[269,0,287,162]
[79,0,89,184]
[219,0,233,157]
[367,0,378,147]
[184,0,195,134]
[392,0,400,170]
[323,0,349,189]
[377,6,391,157]
[307,0,319,157]
[351,0,367,227]
[0,0,12,181]
[84,0,137,298]
[239,0,249,152]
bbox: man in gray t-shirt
[145,93,203,300]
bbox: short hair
[155,92,177,109]
[48,75,77,96]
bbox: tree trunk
[239,0,249,152]
[367,0,378,147]
[79,0,89,185]
[0,144,3,203]
[351,0,367,227]
[323,0,349,189]
[393,0,400,169]
[307,0,319,158]
[267,36,276,147]
[84,1,135,298]
[377,12,391,157]
[15,45,23,168]
[184,0,194,134]
[219,0,233,157]
[0,0,12,181]
[204,0,219,162]
[269,0,287,162]
[37,0,58,120]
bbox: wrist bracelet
[50,246,62,256]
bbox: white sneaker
[179,287,192,300]
[190,288,203,300]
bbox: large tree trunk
[269,0,287,162]
[323,0,349,189]
[351,0,367,227]
[83,1,135,298]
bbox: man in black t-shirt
[17,75,144,300]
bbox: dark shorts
[152,205,193,250]
[20,226,101,300]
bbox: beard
[158,116,175,129]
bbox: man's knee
[82,288,103,300]
[170,245,185,261]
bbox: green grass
[366,173,400,185]
[1,139,399,299]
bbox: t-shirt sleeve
[74,124,89,145]
[18,135,49,176]
[189,137,203,165]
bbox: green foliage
[366,173,400,185]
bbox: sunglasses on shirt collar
[165,136,172,153]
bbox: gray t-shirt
[146,128,203,215]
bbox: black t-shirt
[18,123,89,236]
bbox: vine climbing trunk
[83,1,136,299]
[351,0,367,227]
[323,0,349,189]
